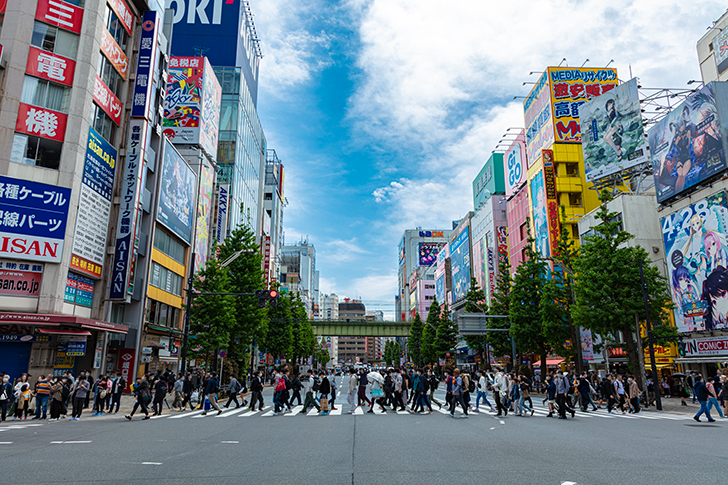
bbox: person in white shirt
[475,371,495,412]
[492,367,509,416]
[347,368,358,413]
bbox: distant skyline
[251,0,725,319]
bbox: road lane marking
[168,410,203,419]
[142,462,162,465]
[353,407,364,415]
[306,408,319,416]
[50,441,92,444]
[221,441,239,444]
[0,442,13,444]
[239,410,260,417]
[217,407,247,418]
[285,406,303,416]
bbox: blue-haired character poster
[530,171,549,258]
[662,191,728,332]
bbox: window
[21,76,71,113]
[104,6,128,50]
[264,192,272,200]
[145,300,181,329]
[519,222,528,240]
[31,21,79,60]
[153,228,186,264]
[65,0,85,6]
[568,193,582,207]
[10,134,62,169]
[150,262,183,296]
[92,105,116,144]
[97,54,123,98]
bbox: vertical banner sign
[580,328,595,361]
[542,149,560,256]
[193,161,214,273]
[497,226,509,266]
[100,28,128,80]
[263,236,271,285]
[130,11,159,119]
[109,121,146,300]
[93,75,122,126]
[116,348,135,393]
[70,128,117,279]
[486,247,495,300]
[215,183,229,243]
[107,0,133,35]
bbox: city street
[0,377,724,484]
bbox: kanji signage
[263,236,271,283]
[0,259,43,298]
[107,0,133,35]
[26,46,76,87]
[15,102,67,143]
[93,75,122,125]
[109,119,146,300]
[130,10,159,119]
[100,28,128,80]
[0,175,72,263]
[70,127,117,279]
[64,271,94,306]
[35,0,84,35]
[542,150,560,256]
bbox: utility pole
[639,258,662,411]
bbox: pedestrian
[107,372,125,415]
[417,368,432,413]
[627,375,641,414]
[517,375,534,416]
[152,376,168,416]
[444,370,454,409]
[449,368,468,418]
[92,375,108,416]
[49,376,66,421]
[427,369,442,410]
[357,369,371,406]
[0,374,12,421]
[33,374,51,420]
[181,374,195,411]
[555,370,574,419]
[492,367,509,417]
[70,375,90,421]
[249,371,265,411]
[14,384,31,420]
[319,371,331,415]
[300,369,320,414]
[706,376,725,418]
[347,368,358,414]
[224,375,242,409]
[475,371,494,412]
[613,374,627,414]
[125,376,151,420]
[392,369,405,411]
[367,375,386,414]
[545,375,556,417]
[329,370,338,411]
[461,371,473,410]
[510,374,522,415]
[84,371,94,409]
[687,372,697,403]
[172,374,184,410]
[202,372,222,416]
[290,372,303,407]
[693,375,715,422]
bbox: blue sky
[250,0,725,318]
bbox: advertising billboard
[548,67,619,143]
[543,150,560,255]
[215,183,229,243]
[524,71,554,164]
[649,82,728,204]
[530,170,549,258]
[418,242,445,266]
[472,239,485,292]
[0,175,71,263]
[70,127,117,279]
[168,0,260,103]
[130,10,159,119]
[450,224,471,302]
[713,29,728,75]
[164,57,221,158]
[193,160,214,272]
[661,191,728,333]
[472,153,504,210]
[504,129,527,197]
[157,140,197,245]
[580,78,648,181]
[0,259,42,298]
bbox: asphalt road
[0,376,724,485]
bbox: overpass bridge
[309,321,411,337]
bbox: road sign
[219,350,227,358]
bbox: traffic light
[677,339,686,357]
[255,289,279,308]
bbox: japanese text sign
[35,0,83,35]
[16,102,67,143]
[130,10,159,119]
[542,150,560,256]
[0,175,71,263]
[93,75,122,126]
[504,129,527,197]
[100,28,128,80]
[107,0,133,35]
[0,259,43,298]
[713,29,728,75]
[524,72,554,164]
[26,46,75,87]
[216,183,229,243]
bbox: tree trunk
[622,323,644,390]
[540,346,547,378]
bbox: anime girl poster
[662,191,728,331]
[530,171,549,258]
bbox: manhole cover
[684,424,720,427]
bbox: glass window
[21,76,71,113]
[31,22,79,60]
[153,228,186,264]
[92,105,116,144]
[104,7,128,50]
[158,303,168,327]
[97,54,123,98]
[150,262,183,297]
[10,134,62,170]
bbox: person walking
[555,370,574,419]
[33,374,51,420]
[224,375,243,409]
[202,372,222,416]
[614,374,627,414]
[545,375,557,417]
[427,370,442,410]
[151,376,168,416]
[319,372,331,415]
[449,369,468,418]
[357,369,371,407]
[300,369,320,414]
[367,376,386,414]
[248,371,265,411]
[392,369,405,411]
[693,375,715,422]
[109,372,126,414]
[493,367,509,417]
[172,375,184,410]
[329,370,338,411]
[125,376,151,420]
[0,374,13,421]
[706,376,725,418]
[290,372,303,407]
[70,375,90,421]
[475,371,494,413]
[627,375,641,414]
[517,375,534,416]
[346,368,358,414]
[13,384,31,420]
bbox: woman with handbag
[367,378,386,414]
[125,376,151,420]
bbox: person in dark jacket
[693,375,715,422]
[109,372,126,414]
[152,377,167,416]
[290,373,303,406]
[357,370,371,406]
[248,371,264,411]
[202,372,222,415]
[125,376,150,420]
[414,369,432,413]
[319,372,331,415]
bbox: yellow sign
[54,352,75,369]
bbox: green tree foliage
[509,236,549,369]
[434,304,458,358]
[408,313,424,364]
[422,301,440,365]
[289,293,316,364]
[573,191,673,386]
[488,259,513,358]
[189,254,236,366]
[264,292,293,359]
[464,277,487,356]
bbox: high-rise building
[280,239,316,317]
[0,1,171,380]
[262,149,285,287]
[338,299,370,364]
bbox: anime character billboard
[580,78,649,181]
[418,242,445,266]
[649,82,728,204]
[530,171,549,258]
[662,191,728,332]
[450,225,471,302]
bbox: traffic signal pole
[639,258,662,411]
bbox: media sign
[215,183,229,243]
[157,140,196,245]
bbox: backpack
[275,377,286,392]
[285,377,292,391]
[312,376,320,392]
[429,375,439,391]
[466,376,476,393]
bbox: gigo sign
[419,231,444,238]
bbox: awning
[147,324,183,335]
[676,357,728,364]
[534,358,564,366]
[37,329,92,336]
[0,312,128,334]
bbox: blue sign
[0,175,72,263]
[65,341,87,357]
[130,10,159,119]
[450,225,471,302]
[0,335,50,343]
[157,140,196,245]
[83,127,116,201]
[169,0,259,103]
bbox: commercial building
[338,299,367,364]
[262,149,285,288]
[0,1,170,382]
[397,228,450,321]
[280,239,316,317]
[449,213,473,311]
[503,129,531,274]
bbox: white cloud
[318,238,370,264]
[319,272,398,320]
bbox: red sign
[93,75,122,126]
[0,269,42,297]
[70,253,102,279]
[100,28,128,80]
[542,150,560,256]
[107,0,133,35]
[26,46,75,87]
[0,0,6,14]
[35,0,84,35]
[263,236,272,284]
[15,102,67,142]
[116,348,136,393]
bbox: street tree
[264,291,293,361]
[573,191,674,387]
[488,258,513,359]
[464,277,487,357]
[408,313,424,365]
[290,292,316,366]
[434,304,458,359]
[422,301,440,365]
